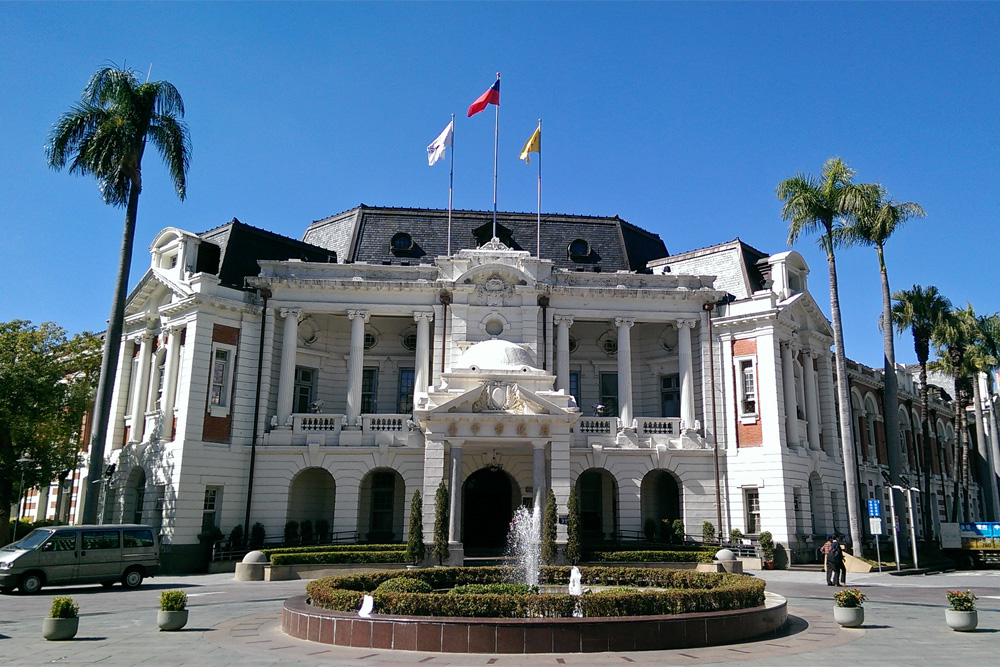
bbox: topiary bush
[305,566,766,618]
[50,596,79,619]
[269,550,406,566]
[702,521,716,545]
[315,518,330,543]
[284,521,300,546]
[250,522,266,549]
[300,520,314,545]
[374,577,433,594]
[160,590,187,612]
[406,490,425,565]
[450,583,532,595]
[541,489,557,565]
[229,525,244,550]
[566,488,581,564]
[433,481,449,565]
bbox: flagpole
[492,72,500,241]
[536,119,541,258]
[448,113,455,256]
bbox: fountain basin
[282,592,787,653]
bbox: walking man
[827,535,845,586]
[821,535,835,586]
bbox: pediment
[426,381,568,417]
[777,291,834,339]
[124,269,189,317]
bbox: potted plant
[758,531,775,569]
[43,596,79,641]
[945,590,978,632]
[158,590,189,631]
[833,588,867,627]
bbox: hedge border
[270,550,405,566]
[305,566,764,618]
[262,544,402,557]
[587,550,715,563]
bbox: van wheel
[19,573,43,594]
[122,568,143,589]
[100,581,116,588]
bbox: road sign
[867,499,881,518]
[869,517,883,535]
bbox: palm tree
[777,157,868,556]
[843,185,925,551]
[46,65,191,524]
[965,313,1000,519]
[932,305,978,521]
[892,285,951,535]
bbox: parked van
[0,524,160,594]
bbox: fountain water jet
[505,505,541,587]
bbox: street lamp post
[900,474,921,570]
[13,456,33,542]
[881,470,902,571]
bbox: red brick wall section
[202,323,239,443]
[732,339,762,447]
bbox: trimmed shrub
[588,550,715,563]
[433,481,449,565]
[300,520,314,545]
[450,583,532,595]
[270,550,406,566]
[284,521,300,546]
[566,488,581,564]
[541,489,557,565]
[160,590,187,611]
[759,531,774,563]
[229,525,244,550]
[594,587,638,595]
[262,544,403,557]
[671,519,685,543]
[305,566,765,618]
[250,522,266,549]
[643,518,658,542]
[406,489,425,565]
[316,518,330,543]
[50,596,79,619]
[375,577,433,594]
[702,521,716,545]
[729,528,743,545]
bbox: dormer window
[568,239,591,260]
[390,232,414,255]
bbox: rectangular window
[736,357,757,419]
[744,488,760,534]
[82,530,121,550]
[123,529,155,548]
[569,371,581,409]
[660,374,680,418]
[208,342,237,418]
[361,367,378,414]
[294,367,316,413]
[397,367,415,414]
[202,486,222,533]
[599,372,618,417]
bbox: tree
[0,321,101,545]
[406,489,425,566]
[892,285,952,534]
[432,481,449,565]
[46,65,191,524]
[565,487,581,564]
[964,313,1000,519]
[777,157,868,555]
[843,185,926,551]
[541,489,557,565]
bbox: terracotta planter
[945,609,978,632]
[42,617,79,641]
[157,609,189,631]
[833,605,864,628]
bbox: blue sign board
[959,522,1000,538]
[867,499,881,518]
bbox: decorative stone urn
[157,609,189,631]
[42,617,79,641]
[833,606,864,628]
[945,609,978,632]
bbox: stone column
[803,349,822,451]
[678,319,697,430]
[129,332,153,443]
[781,342,800,448]
[346,310,370,427]
[276,308,302,427]
[554,316,574,395]
[448,443,463,543]
[615,318,635,429]
[533,442,547,514]
[413,311,433,402]
[159,324,184,441]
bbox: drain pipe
[704,300,723,539]
[538,295,549,370]
[244,288,271,538]
[439,291,451,376]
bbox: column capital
[165,322,186,336]
[280,307,303,321]
[553,315,575,327]
[676,319,698,330]
[614,317,635,329]
[413,311,434,323]
[132,331,154,345]
[348,309,370,323]
[802,347,818,360]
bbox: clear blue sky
[2,2,997,368]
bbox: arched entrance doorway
[640,469,681,541]
[358,469,404,543]
[462,468,515,554]
[287,467,336,542]
[576,468,618,543]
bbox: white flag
[426,120,454,166]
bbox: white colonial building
[82,206,849,571]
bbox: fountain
[505,505,541,588]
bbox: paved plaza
[0,567,997,665]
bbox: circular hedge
[305,566,765,618]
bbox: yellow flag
[519,126,541,164]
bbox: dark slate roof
[198,219,337,290]
[302,206,667,272]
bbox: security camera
[309,400,324,413]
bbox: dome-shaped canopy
[454,339,539,372]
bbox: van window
[82,530,121,550]
[8,529,53,551]
[123,529,155,548]
[48,533,77,552]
